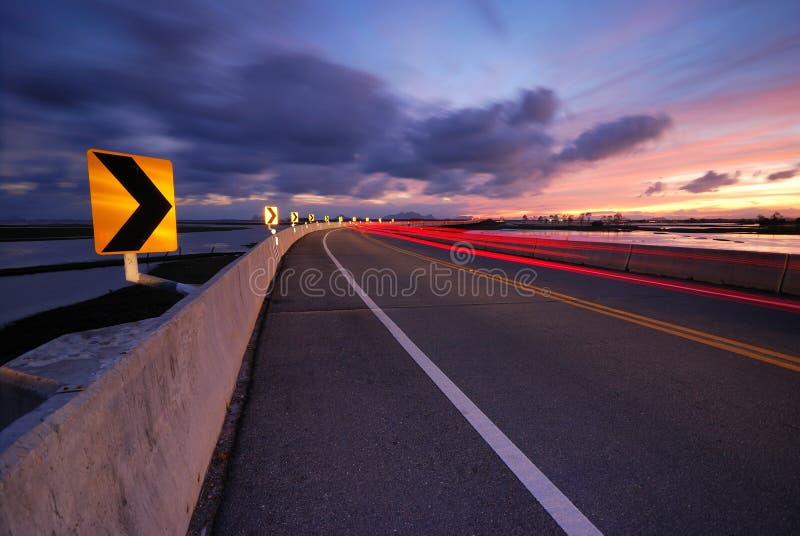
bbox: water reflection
[0,226,275,327]
[0,266,129,326]
[470,229,800,255]
[0,226,274,269]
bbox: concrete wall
[451,234,797,296]
[0,222,338,536]
[627,245,788,293]
[779,254,800,296]
[532,240,631,271]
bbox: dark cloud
[557,114,672,162]
[351,175,396,199]
[411,106,551,170]
[0,1,673,216]
[363,90,559,197]
[766,167,798,181]
[679,171,738,193]
[269,163,364,196]
[1,1,400,208]
[509,88,558,125]
[362,89,671,198]
[641,181,665,196]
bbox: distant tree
[757,214,770,226]
[771,211,786,224]
[567,215,574,223]
[613,212,623,223]
[522,214,528,220]
[585,212,592,221]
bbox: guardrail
[0,221,340,535]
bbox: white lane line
[322,230,602,536]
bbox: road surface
[215,227,800,535]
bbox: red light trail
[352,224,800,314]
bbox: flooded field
[468,229,800,255]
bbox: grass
[0,254,240,366]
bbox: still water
[468,229,800,255]
[0,227,274,327]
[0,266,128,326]
[0,226,275,269]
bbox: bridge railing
[0,221,342,535]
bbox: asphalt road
[215,227,800,535]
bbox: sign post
[87,149,193,294]
[264,205,279,227]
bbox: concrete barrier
[779,254,800,296]
[532,239,631,271]
[385,228,799,297]
[0,222,339,535]
[421,230,797,297]
[627,245,789,293]
[474,236,537,258]
[363,227,799,297]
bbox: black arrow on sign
[266,206,278,225]
[94,151,172,253]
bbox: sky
[1,0,798,221]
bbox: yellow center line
[357,231,800,373]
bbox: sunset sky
[1,0,798,220]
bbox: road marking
[322,230,603,536]
[359,230,800,373]
[362,227,800,313]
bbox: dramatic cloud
[679,171,738,193]
[556,114,672,162]
[0,1,673,217]
[510,88,558,125]
[364,88,560,197]
[641,181,665,196]
[2,30,399,202]
[766,167,798,181]
[364,89,669,198]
